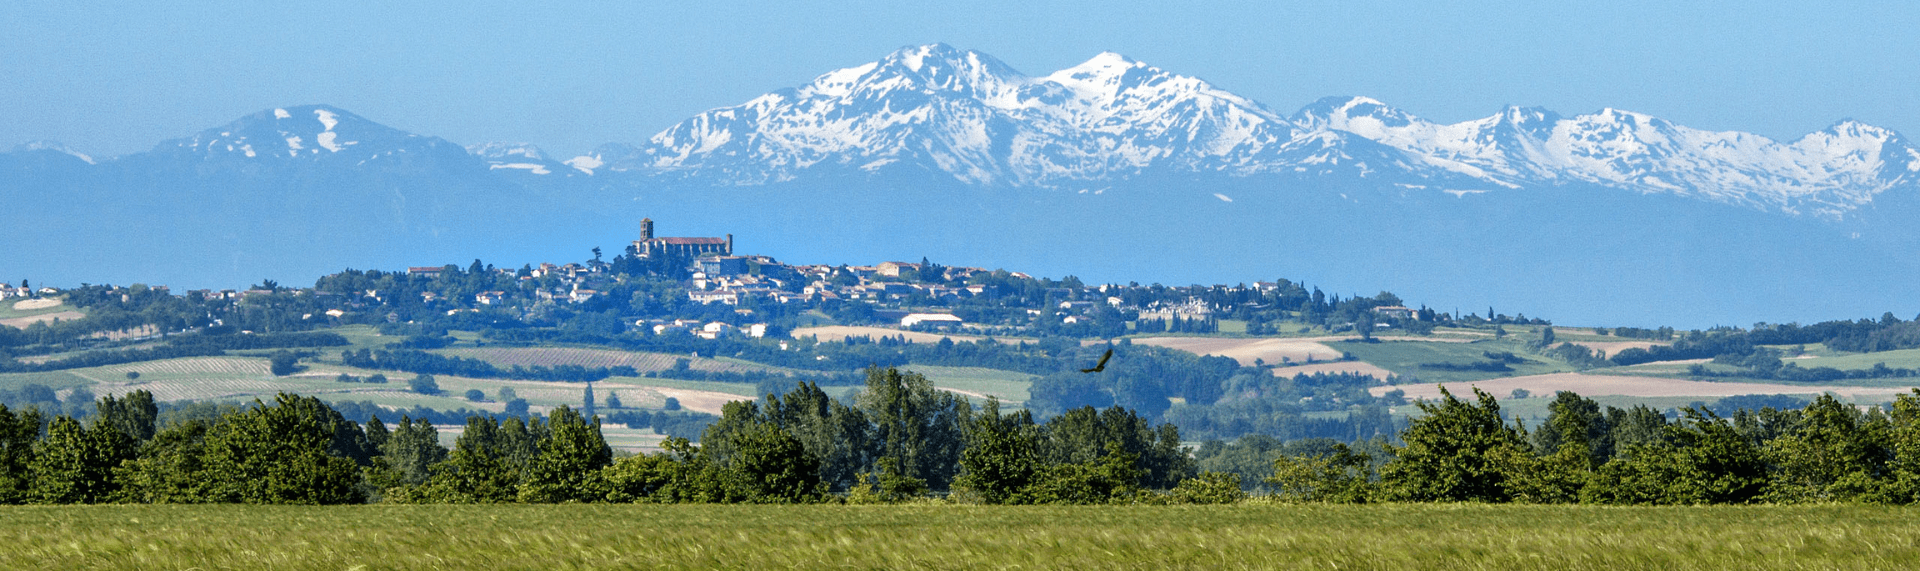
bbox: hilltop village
[298,217,1459,341]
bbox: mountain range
[4,43,1918,327]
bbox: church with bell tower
[631,217,732,260]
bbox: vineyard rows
[104,357,270,377]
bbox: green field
[1,352,766,416]
[1785,348,1920,371]
[0,298,80,320]
[909,364,1036,404]
[1335,337,1573,384]
[3,504,1916,570]
[0,370,93,393]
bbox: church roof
[649,237,727,245]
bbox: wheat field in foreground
[3,503,1916,570]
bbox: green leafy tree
[518,406,611,503]
[198,394,364,504]
[1265,442,1373,503]
[602,452,686,503]
[857,367,972,490]
[1504,392,1611,503]
[763,381,874,490]
[1192,435,1293,492]
[30,415,134,503]
[726,422,826,503]
[1606,404,1670,456]
[378,416,447,488]
[951,399,1042,504]
[395,417,519,503]
[1764,394,1892,503]
[111,419,212,504]
[1040,405,1191,489]
[96,390,158,442]
[1019,442,1144,504]
[0,404,44,504]
[602,437,737,503]
[1532,392,1613,463]
[1169,471,1246,504]
[364,416,390,451]
[269,351,299,376]
[408,374,440,395]
[1882,389,1920,502]
[1584,408,1769,505]
[497,416,546,472]
[1380,387,1529,502]
[846,457,929,504]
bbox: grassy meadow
[3,503,1917,570]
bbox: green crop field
[1786,348,1920,371]
[3,503,1916,570]
[909,364,1036,404]
[1335,338,1573,384]
[0,370,93,393]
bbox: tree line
[17,374,1920,505]
[1260,388,1920,504]
[0,368,1239,505]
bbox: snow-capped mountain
[467,142,581,175]
[1297,97,1920,217]
[588,43,1920,217]
[602,44,1299,186]
[148,104,469,167]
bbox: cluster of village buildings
[8,218,1421,337]
[0,284,59,299]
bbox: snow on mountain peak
[11,140,95,164]
[623,45,1294,185]
[157,105,449,163]
[469,142,565,175]
[467,142,550,161]
[593,44,1918,213]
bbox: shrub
[409,374,440,395]
[1169,471,1246,504]
[269,351,299,376]
[464,389,485,402]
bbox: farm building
[901,313,964,328]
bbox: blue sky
[4,0,1916,159]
